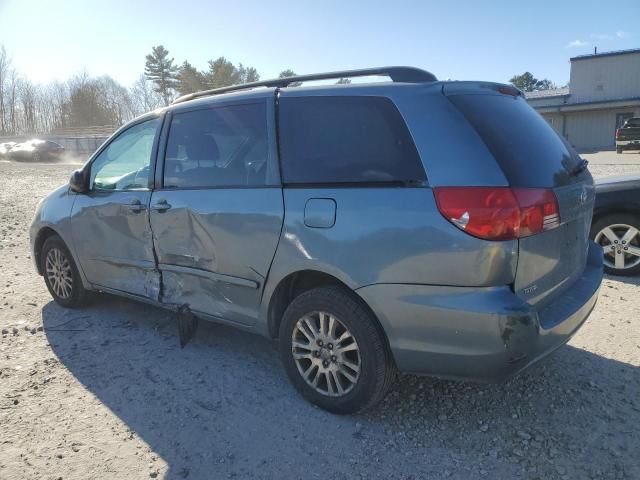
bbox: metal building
[526,48,640,151]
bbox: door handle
[126,199,146,213]
[151,199,172,212]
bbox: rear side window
[164,103,268,188]
[449,94,582,187]
[279,96,425,184]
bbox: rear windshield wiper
[570,159,589,176]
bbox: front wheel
[41,235,87,307]
[279,286,395,414]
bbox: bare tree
[131,75,163,116]
[7,69,18,134]
[0,45,10,134]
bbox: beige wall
[570,52,640,103]
[564,107,638,150]
[540,112,564,136]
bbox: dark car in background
[592,175,640,275]
[0,141,17,158]
[8,139,65,162]
[615,117,640,154]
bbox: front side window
[90,118,160,191]
[163,103,268,188]
[279,96,425,184]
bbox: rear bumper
[356,242,603,381]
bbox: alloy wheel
[45,247,73,299]
[291,311,361,397]
[595,223,640,271]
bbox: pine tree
[144,45,179,105]
[278,69,302,87]
[206,57,240,88]
[177,61,207,96]
[237,64,260,84]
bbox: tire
[279,286,395,414]
[41,235,87,307]
[33,151,42,162]
[591,213,640,276]
[616,146,623,154]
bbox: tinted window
[91,118,160,191]
[164,103,268,188]
[625,118,640,127]
[279,96,425,184]
[449,94,582,187]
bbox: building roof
[524,87,570,99]
[570,47,640,62]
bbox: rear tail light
[433,187,560,241]
[615,128,621,140]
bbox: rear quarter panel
[259,187,518,333]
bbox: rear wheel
[279,286,395,414]
[616,146,623,154]
[41,235,87,307]
[592,213,640,276]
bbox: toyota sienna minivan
[30,67,603,413]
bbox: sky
[0,0,638,88]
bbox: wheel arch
[591,207,640,236]
[266,269,393,357]
[33,226,62,275]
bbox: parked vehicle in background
[29,67,603,414]
[615,117,640,153]
[592,175,640,275]
[8,139,65,162]
[0,141,17,158]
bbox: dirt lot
[1,154,639,480]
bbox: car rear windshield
[279,96,425,185]
[448,94,582,187]
[624,118,640,127]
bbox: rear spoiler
[442,81,523,97]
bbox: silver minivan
[30,67,603,413]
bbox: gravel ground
[1,155,639,480]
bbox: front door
[71,117,162,298]
[149,99,283,325]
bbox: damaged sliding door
[149,97,283,326]
[70,117,162,299]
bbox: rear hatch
[444,84,595,312]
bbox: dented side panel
[150,188,284,325]
[70,190,160,299]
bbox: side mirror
[69,168,89,193]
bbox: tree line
[0,44,302,136]
[0,42,560,136]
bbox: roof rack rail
[172,66,437,104]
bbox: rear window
[449,94,582,187]
[279,96,425,185]
[624,118,640,127]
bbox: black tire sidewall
[591,213,640,276]
[279,286,392,414]
[41,235,86,307]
